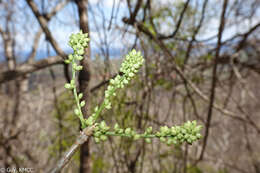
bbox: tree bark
[74,0,92,173]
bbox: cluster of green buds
[92,120,202,146]
[64,30,90,128]
[64,31,202,147]
[104,50,144,109]
[155,120,202,145]
[93,121,110,143]
[85,49,144,126]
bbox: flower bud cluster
[93,121,202,146]
[93,121,110,143]
[64,30,89,89]
[64,31,89,128]
[156,120,202,145]
[63,32,202,148]
[103,49,144,110]
[86,49,144,126]
[65,30,89,65]
[68,31,90,55]
[120,49,144,79]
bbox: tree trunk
[74,0,92,173]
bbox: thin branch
[49,125,96,173]
[158,0,191,40]
[123,0,143,25]
[183,0,208,65]
[0,56,63,84]
[199,0,229,161]
[25,0,67,58]
[26,29,43,63]
[25,0,71,83]
[26,0,70,62]
[45,0,70,21]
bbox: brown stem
[198,0,229,161]
[49,125,95,173]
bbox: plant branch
[198,0,229,161]
[0,56,63,84]
[25,0,67,59]
[49,125,96,173]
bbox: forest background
[0,0,260,173]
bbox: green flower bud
[187,138,192,144]
[181,129,187,134]
[94,126,100,132]
[167,139,172,146]
[80,101,85,107]
[72,63,77,70]
[160,137,166,142]
[160,126,169,136]
[114,123,119,131]
[118,129,124,134]
[86,116,94,126]
[100,135,108,141]
[145,138,151,144]
[191,120,197,126]
[155,132,161,137]
[94,131,101,137]
[74,108,80,115]
[171,127,177,136]
[76,65,83,71]
[100,121,106,129]
[172,138,178,145]
[64,83,71,89]
[78,93,83,99]
[134,134,141,140]
[129,72,134,77]
[76,55,83,61]
[94,137,100,143]
[191,135,197,141]
[196,134,202,139]
[78,49,84,55]
[177,134,183,140]
[64,59,71,64]
[146,126,153,134]
[184,134,190,140]
[68,54,73,60]
[125,128,131,135]
[105,103,111,110]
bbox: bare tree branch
[158,0,191,40]
[122,0,143,25]
[0,56,63,84]
[199,0,229,161]
[26,29,43,63]
[49,125,95,173]
[44,0,70,21]
[25,0,67,59]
